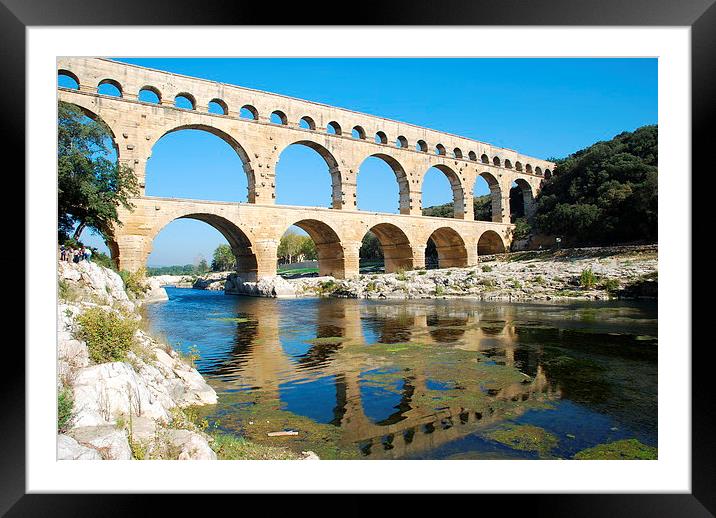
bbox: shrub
[91,251,115,270]
[601,278,620,294]
[512,280,522,289]
[534,275,545,285]
[481,265,493,272]
[396,269,408,281]
[435,285,445,296]
[58,386,74,433]
[579,268,598,289]
[417,270,427,276]
[118,268,149,298]
[75,307,138,363]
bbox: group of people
[60,244,92,263]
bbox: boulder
[72,362,171,427]
[57,434,102,460]
[70,425,132,460]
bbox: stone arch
[270,110,288,125]
[154,124,256,202]
[327,121,342,135]
[544,169,552,179]
[435,143,446,156]
[504,159,513,169]
[60,101,120,157]
[240,105,259,120]
[288,219,346,278]
[139,85,161,104]
[422,164,466,219]
[396,135,408,149]
[358,153,410,215]
[473,172,503,222]
[535,166,543,176]
[511,178,536,220]
[515,161,523,171]
[352,126,366,139]
[146,212,258,280]
[525,163,533,174]
[493,156,501,167]
[58,69,80,89]
[97,78,123,97]
[468,151,477,161]
[365,223,414,273]
[427,227,468,268]
[416,140,428,152]
[175,92,196,110]
[208,98,229,115]
[375,131,388,144]
[277,139,342,209]
[481,154,490,164]
[477,230,506,256]
[299,116,316,130]
[453,148,463,159]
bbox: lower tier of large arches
[110,197,512,279]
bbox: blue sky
[68,58,657,266]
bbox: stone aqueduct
[58,58,554,280]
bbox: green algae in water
[303,336,352,346]
[485,424,559,457]
[573,439,657,460]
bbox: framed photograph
[9,0,712,513]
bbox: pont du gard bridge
[58,58,555,280]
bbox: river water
[141,287,657,460]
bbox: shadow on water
[142,289,658,459]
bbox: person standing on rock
[84,247,92,262]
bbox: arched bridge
[58,58,554,279]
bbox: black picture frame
[7,0,712,514]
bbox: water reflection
[142,291,657,459]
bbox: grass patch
[574,439,657,460]
[75,307,138,363]
[211,433,301,460]
[57,386,74,433]
[481,265,493,272]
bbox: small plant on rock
[481,265,493,273]
[119,268,150,298]
[75,307,138,363]
[579,268,598,289]
[57,386,74,433]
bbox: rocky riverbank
[223,245,658,301]
[57,261,319,460]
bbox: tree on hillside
[211,244,236,271]
[58,101,139,242]
[360,232,383,261]
[534,125,657,245]
[422,194,492,221]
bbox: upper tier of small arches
[57,61,554,177]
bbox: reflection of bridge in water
[203,299,561,459]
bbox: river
[141,287,657,460]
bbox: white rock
[72,362,171,427]
[57,434,102,460]
[70,425,132,460]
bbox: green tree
[212,244,236,271]
[359,232,383,261]
[534,125,657,245]
[58,101,139,242]
[298,236,318,260]
[278,232,307,263]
